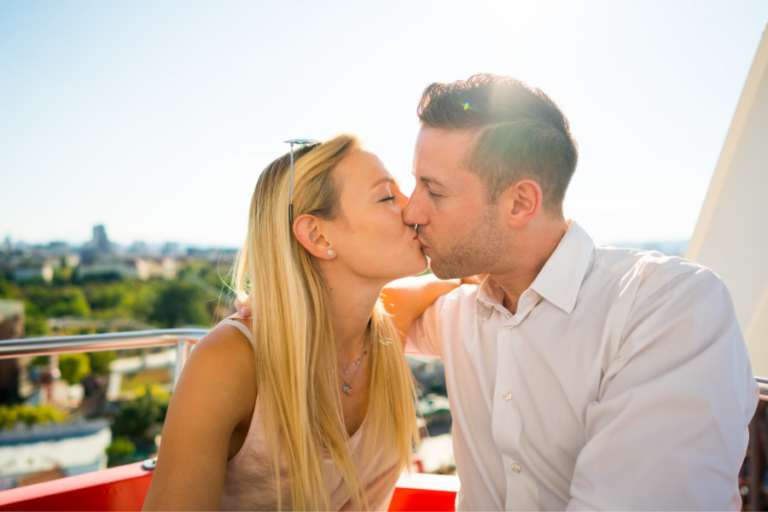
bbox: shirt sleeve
[405,293,448,359]
[567,267,759,511]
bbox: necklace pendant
[343,383,353,396]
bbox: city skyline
[2,1,767,246]
[0,222,690,253]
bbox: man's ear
[293,214,335,260]
[501,179,542,228]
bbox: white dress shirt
[407,221,758,511]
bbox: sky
[1,1,767,248]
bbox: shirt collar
[475,276,506,320]
[474,220,594,319]
[529,220,594,315]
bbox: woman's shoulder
[176,318,257,406]
[199,317,254,353]
[212,316,255,344]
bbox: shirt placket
[490,294,541,510]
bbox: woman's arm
[380,274,466,346]
[142,326,256,511]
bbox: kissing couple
[143,74,757,511]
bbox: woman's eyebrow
[369,177,396,190]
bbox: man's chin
[427,259,460,280]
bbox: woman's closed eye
[380,195,396,202]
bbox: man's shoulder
[441,282,480,308]
[423,282,481,320]
[591,245,723,299]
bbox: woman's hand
[234,296,251,318]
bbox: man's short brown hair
[417,74,578,214]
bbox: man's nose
[403,193,427,227]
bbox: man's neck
[490,217,569,315]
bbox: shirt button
[511,463,523,474]
[503,391,513,401]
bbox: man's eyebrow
[418,176,444,187]
[370,177,397,190]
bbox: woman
[143,134,460,511]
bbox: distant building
[76,257,176,281]
[144,257,177,280]
[186,247,239,262]
[76,259,142,280]
[0,301,24,340]
[0,419,112,490]
[129,241,150,256]
[92,225,109,253]
[80,225,119,262]
[12,263,53,283]
[0,301,24,404]
[46,242,70,256]
[162,242,182,257]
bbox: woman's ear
[293,214,335,259]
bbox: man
[395,73,758,510]
[239,74,758,510]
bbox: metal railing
[2,330,768,399]
[757,377,768,400]
[0,329,208,388]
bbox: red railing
[0,462,458,511]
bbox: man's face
[404,127,509,279]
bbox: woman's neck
[324,271,384,360]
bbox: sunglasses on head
[284,139,320,227]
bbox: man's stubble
[424,206,509,280]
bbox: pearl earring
[327,249,334,256]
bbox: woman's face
[324,150,427,283]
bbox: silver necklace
[335,338,368,396]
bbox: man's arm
[567,268,758,511]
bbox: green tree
[59,353,91,384]
[0,278,19,299]
[0,404,66,430]
[52,267,72,285]
[87,351,117,376]
[23,301,49,336]
[149,280,209,328]
[30,355,49,366]
[23,286,91,318]
[84,282,127,311]
[83,281,157,322]
[106,436,136,468]
[112,386,170,445]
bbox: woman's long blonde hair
[232,134,419,510]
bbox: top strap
[220,318,254,344]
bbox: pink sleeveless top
[218,319,403,511]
